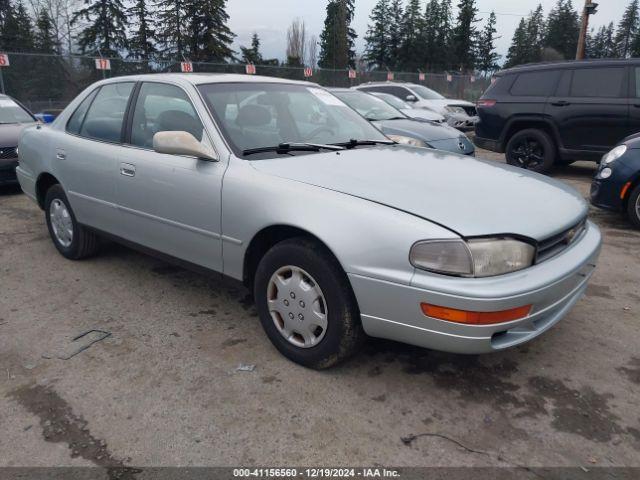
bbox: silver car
[16,74,602,369]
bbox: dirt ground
[1,150,639,471]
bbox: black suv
[475,59,640,173]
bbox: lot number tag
[0,53,9,67]
[181,62,193,73]
[95,58,111,70]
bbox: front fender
[221,159,458,285]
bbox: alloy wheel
[511,137,545,169]
[49,199,74,248]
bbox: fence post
[0,68,4,94]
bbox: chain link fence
[0,52,491,113]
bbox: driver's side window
[130,83,204,149]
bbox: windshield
[0,97,35,124]
[197,83,388,158]
[411,85,445,100]
[372,92,410,110]
[332,90,406,122]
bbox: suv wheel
[506,129,556,174]
[45,184,100,259]
[627,184,640,229]
[254,238,364,369]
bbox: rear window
[570,68,625,98]
[510,71,560,96]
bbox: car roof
[498,58,640,76]
[328,87,358,93]
[92,73,318,88]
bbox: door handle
[120,163,136,177]
[551,100,570,107]
[55,151,66,160]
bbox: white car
[368,91,446,123]
[355,82,478,131]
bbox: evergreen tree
[615,0,639,58]
[128,0,157,59]
[0,0,11,29]
[525,4,545,63]
[450,0,480,72]
[194,0,235,61]
[387,0,404,69]
[544,0,579,60]
[72,0,129,56]
[398,0,424,70]
[0,1,34,52]
[435,0,453,70]
[476,11,500,74]
[364,0,391,69]
[240,33,263,64]
[34,8,58,53]
[318,0,357,70]
[423,0,440,69]
[155,0,187,56]
[505,18,528,68]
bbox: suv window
[79,82,134,142]
[570,67,625,98]
[510,70,560,96]
[66,89,99,135]
[131,82,204,149]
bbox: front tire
[506,129,556,174]
[254,238,364,369]
[45,184,100,259]
[627,184,640,229]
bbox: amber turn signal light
[420,303,532,325]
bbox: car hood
[401,108,445,122]
[251,146,587,240]
[372,118,459,142]
[0,123,34,147]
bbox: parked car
[330,88,475,156]
[591,134,640,228]
[0,94,38,186]
[368,91,446,123]
[17,74,601,368]
[475,59,640,174]
[354,82,478,131]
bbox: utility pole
[576,0,599,60]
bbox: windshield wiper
[242,142,345,157]
[331,139,396,149]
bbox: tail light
[477,99,496,108]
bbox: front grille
[0,146,18,160]
[536,218,587,263]
[0,167,17,182]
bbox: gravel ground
[1,149,639,471]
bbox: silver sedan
[16,74,602,368]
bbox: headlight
[387,134,426,147]
[602,145,627,165]
[410,238,535,277]
[445,106,466,115]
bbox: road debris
[236,364,256,372]
[46,330,112,360]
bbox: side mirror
[406,94,418,102]
[153,131,218,161]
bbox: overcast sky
[227,0,626,65]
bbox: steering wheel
[305,125,335,142]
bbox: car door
[115,81,224,272]
[627,66,640,137]
[546,66,629,153]
[57,82,135,231]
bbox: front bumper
[446,113,478,132]
[590,161,634,212]
[349,220,601,354]
[0,158,19,185]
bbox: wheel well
[243,225,336,289]
[35,173,60,209]
[503,121,557,152]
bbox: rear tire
[254,238,364,369]
[506,129,556,174]
[627,185,640,229]
[45,184,100,260]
